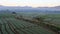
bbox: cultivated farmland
[0,14,56,34]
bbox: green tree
[12,12,16,14]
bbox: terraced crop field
[42,14,60,28]
[0,16,55,34]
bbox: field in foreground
[0,14,55,34]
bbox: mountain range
[0,5,60,14]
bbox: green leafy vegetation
[0,14,56,34]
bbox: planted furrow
[1,19,10,34]
[0,24,3,34]
[10,18,40,34]
[0,19,8,34]
[9,18,33,34]
[14,18,47,34]
[0,20,3,34]
[5,19,20,34]
[8,18,25,34]
[14,18,40,34]
[16,16,57,34]
[2,19,14,34]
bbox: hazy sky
[0,0,60,7]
